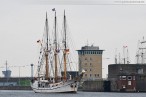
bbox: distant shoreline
[0,86,32,90]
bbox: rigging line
[39,56,45,74]
[68,54,75,71]
[67,49,77,71]
[65,20,76,50]
[60,55,64,77]
[60,55,64,72]
[51,54,55,77]
[38,48,42,64]
[39,51,45,65]
[58,55,61,76]
[38,50,43,60]
[67,34,77,64]
[49,52,55,77]
[38,45,46,58]
[42,26,46,46]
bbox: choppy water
[0,90,145,97]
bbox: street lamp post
[31,64,34,80]
[18,66,25,86]
[18,66,21,86]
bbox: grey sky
[0,0,146,78]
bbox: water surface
[0,90,145,97]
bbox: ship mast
[115,48,117,64]
[45,12,49,80]
[140,37,146,64]
[5,60,8,80]
[53,9,58,83]
[63,10,67,81]
[6,60,8,73]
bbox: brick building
[77,45,104,80]
[108,64,146,92]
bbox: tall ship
[31,9,84,93]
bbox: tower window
[127,76,132,80]
[90,63,92,66]
[90,57,92,60]
[122,76,126,80]
[95,74,99,77]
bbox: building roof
[81,45,99,50]
[109,64,146,66]
[77,45,104,51]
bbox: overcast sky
[0,0,146,78]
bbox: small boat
[31,9,84,93]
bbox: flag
[65,49,69,53]
[37,40,42,46]
[56,49,60,53]
[52,8,55,11]
[37,40,40,43]
[123,46,127,48]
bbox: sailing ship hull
[31,80,78,93]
